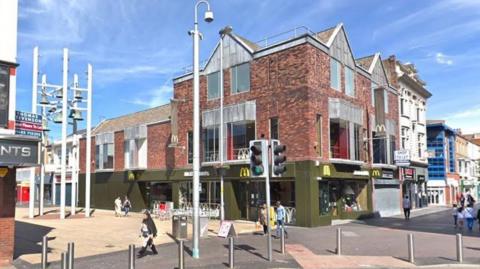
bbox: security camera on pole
[190,0,214,258]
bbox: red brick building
[79,23,401,226]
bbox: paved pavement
[11,205,480,268]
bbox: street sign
[15,111,42,139]
[0,138,39,166]
[394,149,410,167]
[218,221,236,238]
[184,171,210,177]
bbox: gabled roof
[355,55,375,71]
[93,104,171,135]
[315,26,336,44]
[231,33,260,53]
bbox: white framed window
[330,58,341,91]
[345,67,355,97]
[231,62,250,94]
[95,143,114,170]
[384,90,389,113]
[207,71,220,99]
[124,138,147,169]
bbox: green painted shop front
[78,161,374,227]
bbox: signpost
[15,111,42,139]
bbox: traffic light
[249,140,267,177]
[271,139,286,177]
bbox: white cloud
[125,85,173,108]
[435,52,453,65]
[447,106,480,120]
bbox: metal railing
[254,26,316,49]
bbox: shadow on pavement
[14,221,54,259]
[361,207,480,238]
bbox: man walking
[275,201,288,238]
[403,196,411,220]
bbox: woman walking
[258,204,268,236]
[114,196,123,217]
[464,204,475,231]
[138,210,158,258]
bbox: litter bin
[172,215,188,239]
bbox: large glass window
[0,65,9,127]
[124,138,147,169]
[389,135,396,165]
[270,117,279,140]
[231,62,250,94]
[207,71,220,99]
[330,58,341,91]
[373,133,388,164]
[203,126,219,162]
[354,125,362,161]
[330,119,349,159]
[95,142,114,170]
[227,121,255,161]
[345,67,355,97]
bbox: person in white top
[463,204,475,231]
[114,196,123,217]
[403,196,411,220]
[452,204,458,228]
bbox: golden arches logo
[371,169,381,177]
[240,167,250,178]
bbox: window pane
[384,90,389,113]
[330,118,349,159]
[345,67,355,96]
[0,65,9,127]
[207,71,220,99]
[188,131,193,164]
[227,121,255,160]
[373,134,388,163]
[203,127,219,162]
[330,59,340,90]
[95,145,100,169]
[232,63,250,94]
[354,125,361,161]
[315,114,322,156]
[371,82,377,106]
[270,117,279,140]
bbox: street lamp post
[218,26,232,222]
[191,0,213,259]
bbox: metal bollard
[67,242,74,269]
[456,233,463,263]
[228,237,234,269]
[41,236,48,269]
[61,252,67,269]
[336,228,342,255]
[178,240,185,269]
[407,233,414,263]
[280,227,286,255]
[128,244,135,269]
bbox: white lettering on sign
[0,145,32,157]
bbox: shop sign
[239,167,250,178]
[404,168,415,180]
[353,170,369,176]
[371,169,381,178]
[382,170,394,179]
[394,149,410,167]
[0,138,39,165]
[15,111,42,139]
[218,221,237,238]
[418,175,425,181]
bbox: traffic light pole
[265,161,272,262]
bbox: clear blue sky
[16,0,480,139]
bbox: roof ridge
[102,103,170,123]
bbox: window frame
[187,131,193,164]
[384,90,389,114]
[95,142,115,170]
[230,62,250,95]
[345,66,355,97]
[0,64,10,128]
[330,58,341,91]
[315,114,322,157]
[207,71,220,100]
[269,117,279,140]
